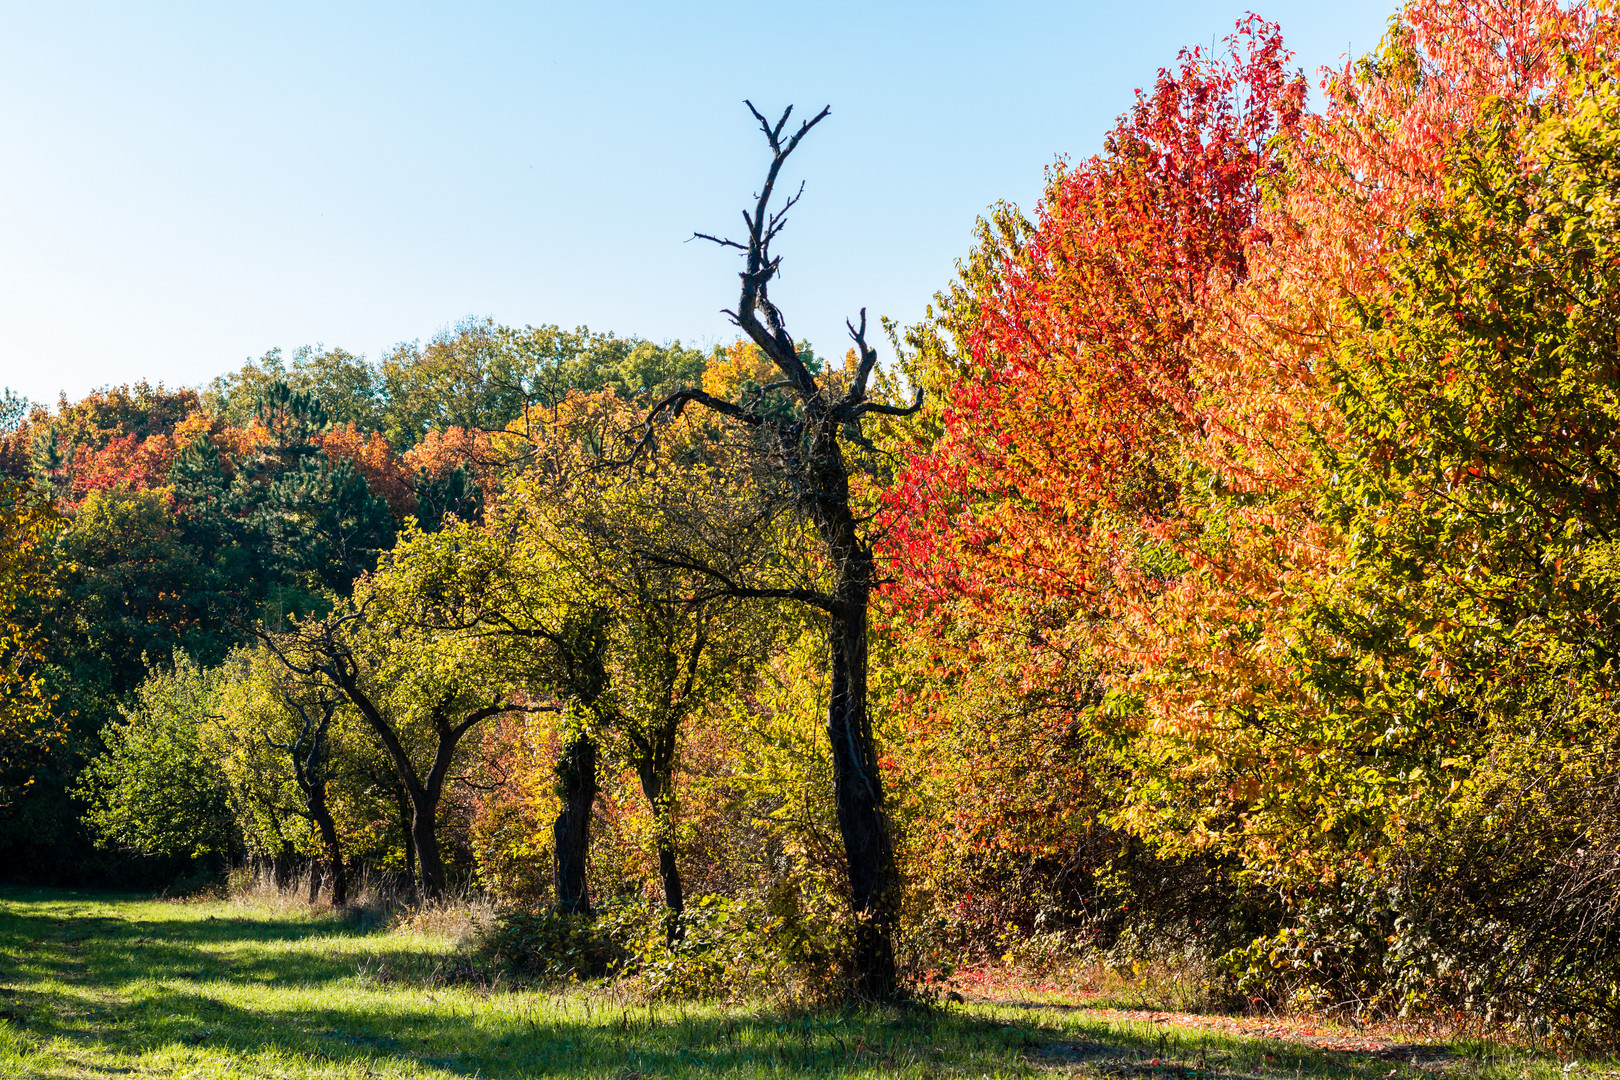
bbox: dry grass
[222,865,496,945]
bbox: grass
[0,887,1600,1079]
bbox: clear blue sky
[0,1,1395,404]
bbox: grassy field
[0,888,1594,1079]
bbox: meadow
[0,888,1589,1080]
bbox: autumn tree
[0,479,60,794]
[258,599,533,898]
[212,650,360,905]
[512,392,775,931]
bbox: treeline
[0,321,711,888]
[5,0,1620,1039]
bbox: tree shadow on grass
[12,983,1122,1078]
[0,892,1454,1079]
[0,894,430,996]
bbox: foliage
[75,654,237,860]
[20,0,1620,1038]
[0,479,62,787]
[480,906,628,980]
[876,0,1620,1039]
[483,892,853,1003]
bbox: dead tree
[639,102,923,999]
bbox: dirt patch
[1076,1007,1458,1059]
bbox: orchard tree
[375,500,620,916]
[514,392,775,931]
[216,650,365,906]
[258,601,534,898]
[379,390,772,919]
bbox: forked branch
[693,101,831,397]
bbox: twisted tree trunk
[826,568,895,997]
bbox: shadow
[0,889,1473,1079]
[14,984,1099,1079]
[0,888,425,993]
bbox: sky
[0,1,1396,405]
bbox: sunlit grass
[0,887,1592,1079]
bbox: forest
[4,0,1620,1069]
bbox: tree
[75,654,237,863]
[510,392,775,931]
[257,600,532,898]
[242,381,400,594]
[54,489,220,692]
[265,693,348,906]
[0,479,60,785]
[634,103,924,998]
[371,510,613,914]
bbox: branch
[690,584,835,610]
[692,231,747,251]
[253,626,321,679]
[634,547,833,611]
[450,699,562,741]
[700,101,831,399]
[846,308,880,402]
[850,388,925,418]
[613,387,767,466]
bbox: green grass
[0,887,1593,1079]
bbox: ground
[0,888,1597,1079]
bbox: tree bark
[807,413,899,999]
[308,789,348,908]
[553,731,597,915]
[390,781,417,889]
[273,842,295,891]
[409,787,447,898]
[826,580,896,999]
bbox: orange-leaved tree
[0,479,63,792]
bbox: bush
[480,888,857,1002]
[1219,768,1620,1046]
[480,907,627,982]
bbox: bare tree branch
[846,308,881,403]
[690,101,831,398]
[606,387,767,467]
[633,546,833,611]
[850,389,925,419]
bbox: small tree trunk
[329,860,348,908]
[553,731,597,915]
[307,861,323,904]
[410,790,447,899]
[273,842,295,891]
[390,783,417,889]
[635,761,685,939]
[308,795,348,908]
[826,580,897,1000]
